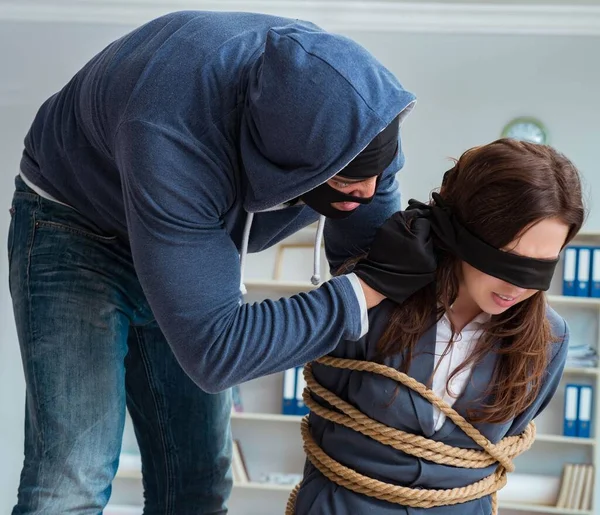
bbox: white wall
[0,21,136,512]
[342,31,600,228]
[0,14,599,514]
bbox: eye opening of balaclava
[407,193,559,291]
[300,114,400,219]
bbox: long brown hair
[378,138,585,424]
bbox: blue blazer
[294,299,569,514]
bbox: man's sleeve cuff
[345,273,369,338]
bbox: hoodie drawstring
[239,212,254,295]
[311,215,326,285]
[239,212,325,294]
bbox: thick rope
[285,356,536,514]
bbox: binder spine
[591,247,600,298]
[562,247,578,296]
[577,385,593,438]
[282,368,296,415]
[576,247,591,297]
[563,384,579,437]
[295,366,309,416]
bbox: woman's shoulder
[545,303,569,362]
[328,299,398,361]
[545,304,568,339]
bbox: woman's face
[461,218,570,315]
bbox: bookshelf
[227,230,600,514]
[106,228,600,514]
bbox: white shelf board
[535,434,596,446]
[499,502,592,514]
[115,468,141,479]
[233,485,591,512]
[104,505,142,515]
[244,279,318,293]
[234,481,295,492]
[573,230,600,238]
[563,367,599,376]
[231,412,303,423]
[547,295,600,306]
[231,413,599,444]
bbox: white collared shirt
[432,311,491,431]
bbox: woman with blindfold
[292,138,586,514]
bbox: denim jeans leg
[125,320,233,515]
[9,180,130,514]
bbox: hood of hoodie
[239,21,416,213]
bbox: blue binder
[295,366,310,416]
[563,384,579,437]
[591,247,600,298]
[577,385,593,438]
[576,247,592,297]
[562,247,577,296]
[282,368,296,415]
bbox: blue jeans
[8,175,233,514]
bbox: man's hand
[353,210,437,306]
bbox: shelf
[244,279,318,293]
[234,481,295,492]
[574,230,600,239]
[231,412,304,423]
[535,434,596,446]
[499,502,592,514]
[231,487,595,514]
[245,286,599,305]
[231,414,597,444]
[563,367,599,376]
[104,506,142,515]
[547,295,600,306]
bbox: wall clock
[501,117,548,145]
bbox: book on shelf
[281,365,310,416]
[282,368,296,415]
[566,339,598,369]
[555,463,594,510]
[563,383,594,438]
[232,439,250,484]
[295,366,309,416]
[562,245,596,297]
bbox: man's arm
[115,120,365,393]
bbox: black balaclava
[300,115,400,219]
[407,193,559,291]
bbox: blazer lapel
[406,318,438,437]
[432,339,500,442]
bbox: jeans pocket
[35,219,118,243]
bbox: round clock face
[502,118,548,145]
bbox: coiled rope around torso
[285,356,536,514]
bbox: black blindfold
[407,193,559,291]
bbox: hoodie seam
[284,32,387,123]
